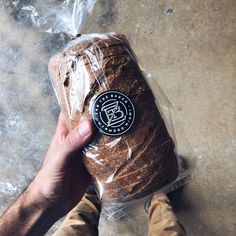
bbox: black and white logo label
[92,91,135,136]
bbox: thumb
[63,119,93,154]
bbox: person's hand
[30,112,93,213]
[0,112,93,235]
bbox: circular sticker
[91,90,135,136]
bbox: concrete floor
[0,0,235,235]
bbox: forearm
[0,115,93,235]
[0,183,64,236]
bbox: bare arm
[0,113,93,236]
[0,184,63,235]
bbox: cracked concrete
[0,0,235,235]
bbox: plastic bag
[21,0,96,37]
[22,0,194,221]
[49,32,179,200]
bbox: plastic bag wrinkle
[22,0,96,37]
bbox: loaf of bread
[48,33,178,203]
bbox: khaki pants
[53,193,186,236]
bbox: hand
[0,113,93,235]
[30,112,93,213]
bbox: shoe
[85,184,102,211]
[86,184,97,195]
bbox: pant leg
[147,193,186,236]
[53,193,101,236]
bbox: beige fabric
[148,193,186,236]
[54,193,186,236]
[53,194,101,236]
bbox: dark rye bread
[48,33,178,203]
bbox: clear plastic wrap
[21,0,96,37]
[49,32,182,200]
[22,0,194,221]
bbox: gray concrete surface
[0,0,235,235]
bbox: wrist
[26,181,65,219]
[21,183,65,235]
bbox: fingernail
[78,119,91,137]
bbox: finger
[56,112,69,137]
[63,119,93,154]
[43,112,69,165]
